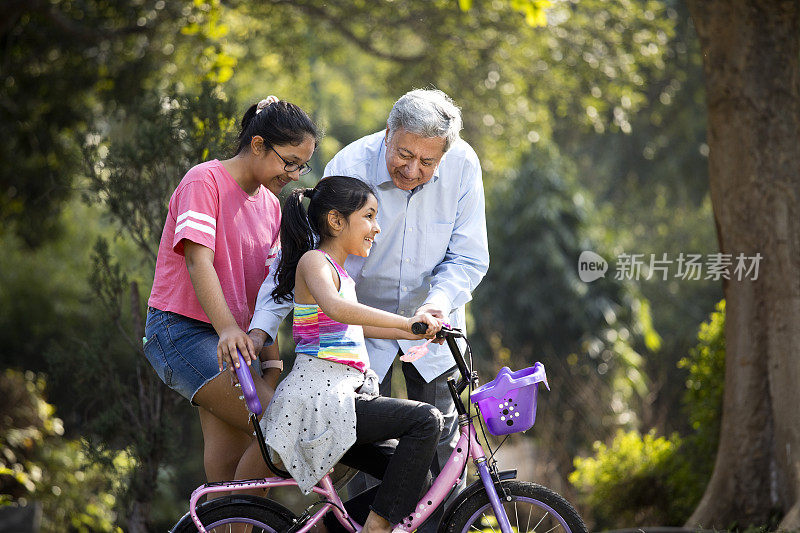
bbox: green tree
[229,0,675,177]
[0,0,237,248]
[0,0,192,247]
[473,146,653,483]
[46,83,239,531]
[570,300,726,528]
[0,369,131,532]
[560,1,721,435]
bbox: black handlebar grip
[411,322,428,335]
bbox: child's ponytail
[272,187,316,303]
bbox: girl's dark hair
[272,176,376,303]
[235,100,321,155]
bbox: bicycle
[171,324,588,533]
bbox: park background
[2,0,799,531]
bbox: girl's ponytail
[272,188,315,303]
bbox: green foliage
[678,299,726,475]
[230,0,676,181]
[84,81,238,266]
[0,200,110,376]
[459,0,552,27]
[570,429,682,527]
[571,2,721,436]
[0,0,245,248]
[43,83,238,529]
[570,300,726,528]
[472,144,654,478]
[0,369,130,532]
[0,0,194,247]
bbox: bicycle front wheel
[444,481,587,533]
[171,494,295,533]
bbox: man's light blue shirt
[250,130,489,382]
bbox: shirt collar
[375,132,444,191]
[375,138,394,188]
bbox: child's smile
[342,195,381,257]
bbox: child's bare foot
[361,511,391,533]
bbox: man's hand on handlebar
[414,303,447,344]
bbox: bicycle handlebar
[411,321,463,338]
[411,322,472,393]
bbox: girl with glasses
[143,96,320,487]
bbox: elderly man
[249,88,489,530]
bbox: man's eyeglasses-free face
[269,145,312,176]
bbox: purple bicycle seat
[234,349,262,416]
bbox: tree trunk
[686,0,800,529]
[126,281,166,533]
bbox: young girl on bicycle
[262,176,444,533]
[144,96,319,487]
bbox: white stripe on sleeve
[175,219,216,238]
[177,210,217,227]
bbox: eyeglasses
[269,145,312,176]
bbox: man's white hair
[387,89,463,152]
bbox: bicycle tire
[442,481,587,533]
[171,494,295,533]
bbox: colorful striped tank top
[293,251,370,372]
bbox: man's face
[384,127,446,191]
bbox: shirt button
[405,258,411,263]
[407,227,413,232]
[402,286,408,292]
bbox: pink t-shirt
[148,160,281,330]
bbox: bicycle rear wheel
[444,481,587,533]
[171,494,295,533]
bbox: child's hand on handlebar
[217,325,256,373]
[406,313,442,339]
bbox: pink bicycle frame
[186,344,518,533]
[186,423,488,533]
[392,423,486,532]
[188,474,353,533]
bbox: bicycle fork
[474,457,514,533]
[448,376,514,533]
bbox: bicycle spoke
[454,484,586,533]
[532,511,548,532]
[525,504,533,532]
[483,512,498,533]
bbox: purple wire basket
[470,363,550,436]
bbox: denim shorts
[143,307,224,404]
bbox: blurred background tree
[570,300,725,528]
[1,0,743,530]
[0,369,131,532]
